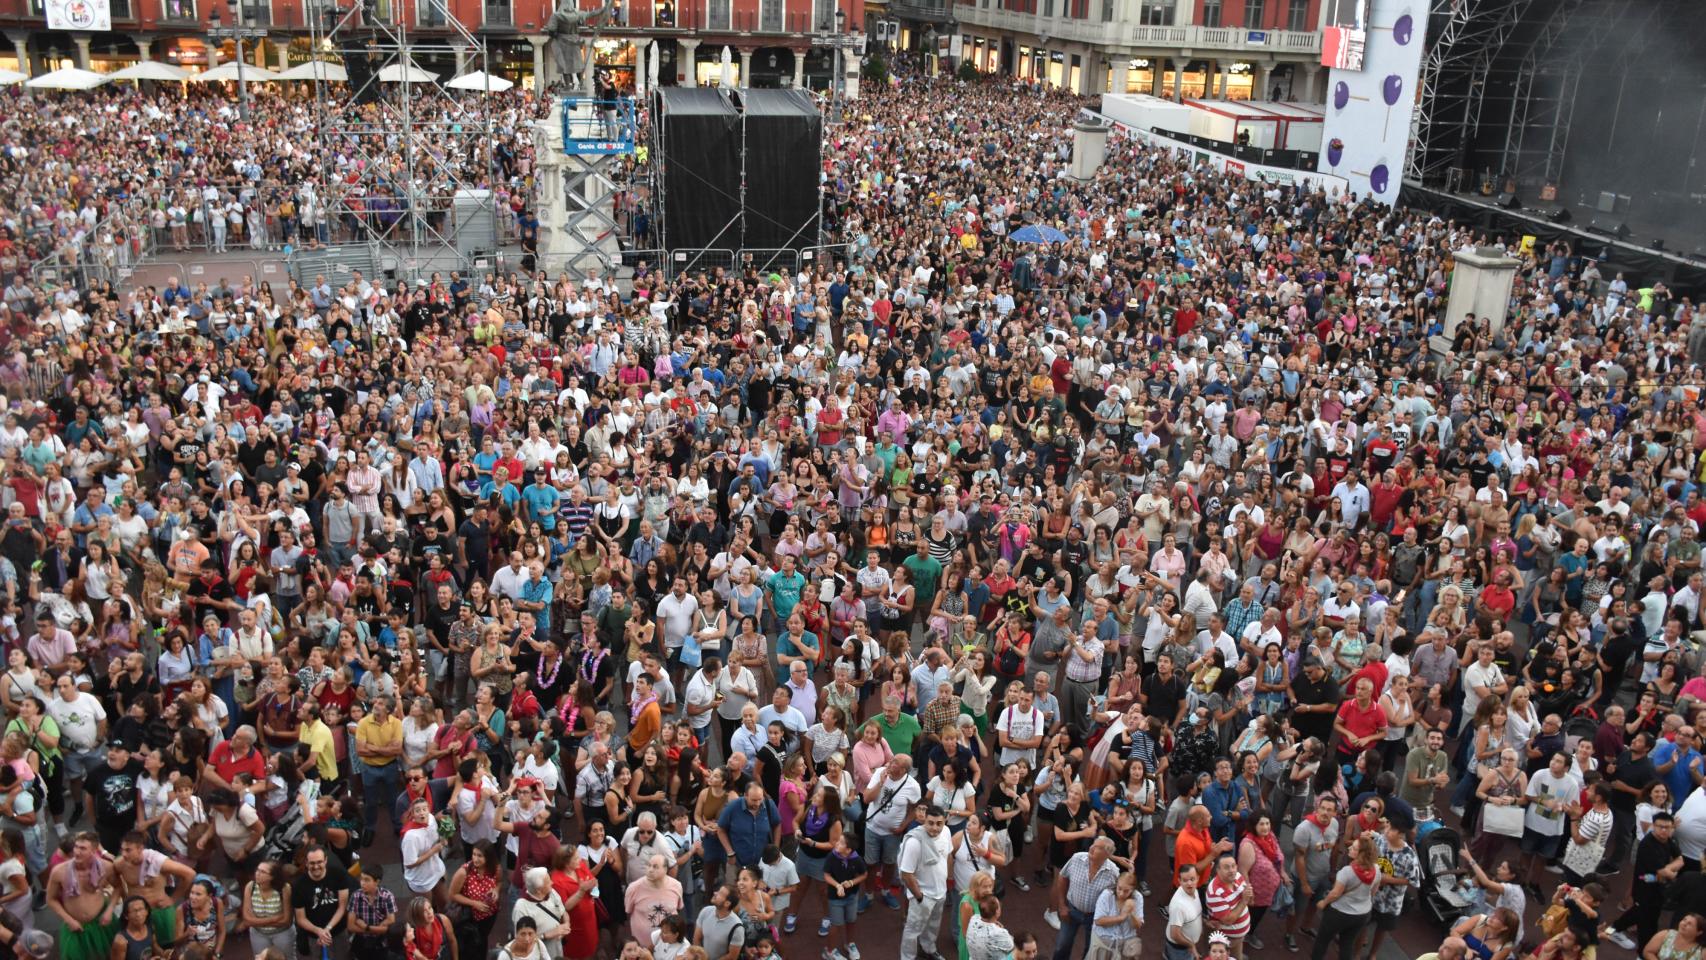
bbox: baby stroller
[1418,826,1478,926]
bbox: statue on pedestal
[543,0,615,90]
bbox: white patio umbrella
[109,61,192,82]
[195,61,282,82]
[647,40,659,90]
[276,60,348,82]
[378,62,436,83]
[446,70,513,92]
[25,67,109,90]
[719,45,733,87]
[0,68,27,86]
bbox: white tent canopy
[25,67,108,90]
[0,68,27,86]
[109,61,192,82]
[276,60,348,82]
[378,62,436,83]
[445,70,513,92]
[195,61,282,82]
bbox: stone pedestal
[1069,120,1110,181]
[1444,246,1521,338]
[532,100,622,278]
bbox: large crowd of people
[0,84,539,277]
[0,51,1701,960]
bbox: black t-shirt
[1141,672,1188,727]
[1632,831,1680,886]
[86,758,145,825]
[1290,674,1342,743]
[292,869,354,933]
[1600,630,1638,688]
[1609,750,1655,813]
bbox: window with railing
[416,0,447,26]
[160,0,198,21]
[1243,0,1263,27]
[758,0,782,30]
[1201,0,1221,26]
[707,0,730,29]
[109,0,133,17]
[1286,0,1307,29]
[1100,0,1113,20]
[483,0,511,24]
[812,0,834,30]
[238,2,271,25]
[1138,0,1171,23]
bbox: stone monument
[1069,120,1111,182]
[1442,246,1521,338]
[543,0,614,91]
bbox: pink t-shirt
[623,875,684,945]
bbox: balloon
[1393,14,1414,45]
[1334,81,1351,110]
[1327,138,1344,165]
[1382,74,1404,106]
[1371,163,1391,194]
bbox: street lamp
[208,0,266,122]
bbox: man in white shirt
[684,660,723,764]
[655,578,700,665]
[860,755,923,911]
[490,552,528,601]
[47,673,108,826]
[996,688,1046,766]
[898,805,953,960]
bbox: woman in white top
[1635,781,1672,844]
[950,813,1011,892]
[1503,685,1540,752]
[928,762,977,831]
[401,697,440,771]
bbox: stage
[1402,181,1706,294]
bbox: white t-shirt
[46,692,107,752]
[402,822,447,892]
[996,704,1043,766]
[760,855,800,911]
[684,670,719,730]
[1524,768,1579,837]
[863,770,921,837]
[897,826,953,899]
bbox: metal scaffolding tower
[306,0,501,281]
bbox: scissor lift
[550,97,637,280]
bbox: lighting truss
[307,0,501,280]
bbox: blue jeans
[359,761,402,836]
[1052,906,1094,960]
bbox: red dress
[553,865,600,960]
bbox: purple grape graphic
[1327,138,1345,166]
[1382,74,1403,105]
[1393,13,1414,45]
[1334,81,1351,110]
[1370,163,1391,194]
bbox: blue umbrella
[1010,223,1068,244]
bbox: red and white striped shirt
[1205,872,1253,938]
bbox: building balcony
[889,0,950,22]
[482,2,512,26]
[954,8,1320,56]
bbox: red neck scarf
[1351,862,1377,886]
[1249,830,1282,866]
